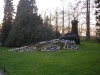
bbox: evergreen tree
[33,25,56,43]
[32,15,56,43]
[5,0,42,47]
[95,0,100,43]
[1,0,14,46]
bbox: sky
[0,0,67,23]
[0,0,96,26]
[0,0,4,23]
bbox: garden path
[0,70,4,75]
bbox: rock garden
[8,39,79,52]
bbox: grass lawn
[0,41,100,75]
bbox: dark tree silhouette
[95,0,100,43]
[1,0,14,46]
[5,0,42,47]
[4,0,56,47]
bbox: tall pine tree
[95,0,100,43]
[1,0,14,46]
[5,0,43,47]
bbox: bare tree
[86,0,90,40]
[65,0,85,35]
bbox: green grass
[0,41,100,75]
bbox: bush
[97,39,100,43]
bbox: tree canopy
[1,0,14,46]
[95,0,100,42]
[4,0,56,47]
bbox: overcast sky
[0,0,68,22]
[0,0,95,25]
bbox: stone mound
[8,39,79,52]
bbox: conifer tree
[1,0,14,46]
[5,0,57,47]
[5,0,42,47]
[95,0,100,43]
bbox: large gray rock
[59,32,80,44]
[35,39,79,51]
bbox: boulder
[59,32,80,44]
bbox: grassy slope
[0,41,100,75]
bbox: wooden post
[4,65,6,72]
